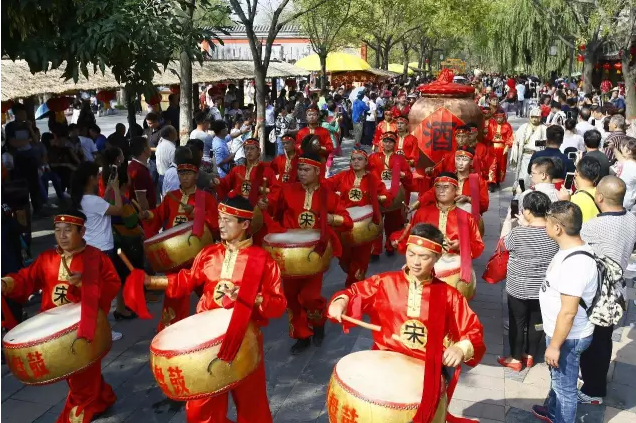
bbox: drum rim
[144,221,195,243]
[2,322,79,349]
[347,206,374,222]
[263,231,325,248]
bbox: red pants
[185,359,271,423]
[339,242,373,287]
[488,145,508,184]
[372,208,405,255]
[283,274,326,339]
[56,360,116,423]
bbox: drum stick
[117,249,135,272]
[61,256,73,276]
[132,199,141,211]
[341,315,402,342]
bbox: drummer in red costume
[427,126,479,177]
[140,197,286,423]
[295,106,332,161]
[372,109,397,152]
[265,152,353,354]
[368,131,413,259]
[269,135,299,184]
[391,93,411,117]
[328,223,485,423]
[485,110,513,191]
[139,160,220,331]
[395,115,418,164]
[325,146,393,286]
[1,211,120,423]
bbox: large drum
[434,253,477,300]
[456,202,485,236]
[262,229,333,278]
[326,350,447,423]
[144,220,214,273]
[339,206,382,247]
[2,303,111,385]
[149,308,261,400]
[381,180,406,212]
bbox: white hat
[529,107,541,117]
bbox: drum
[2,303,111,385]
[326,350,447,423]
[456,202,485,236]
[380,180,406,212]
[340,206,382,247]
[434,253,477,300]
[262,229,333,278]
[144,220,214,273]
[251,206,264,234]
[149,308,261,400]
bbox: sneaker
[577,389,603,405]
[531,405,553,423]
[111,331,123,341]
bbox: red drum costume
[142,164,220,332]
[372,113,397,152]
[143,203,286,423]
[1,214,120,423]
[268,157,353,340]
[269,135,299,184]
[395,122,418,166]
[368,132,413,255]
[329,235,485,423]
[485,111,513,184]
[325,148,393,286]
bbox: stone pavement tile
[119,338,151,361]
[470,300,502,310]
[101,355,149,390]
[522,363,550,389]
[504,406,536,423]
[459,372,505,392]
[272,382,327,423]
[2,363,11,377]
[119,387,181,423]
[453,383,505,406]
[314,411,329,422]
[612,362,636,388]
[1,373,25,401]
[32,412,59,423]
[603,406,636,422]
[576,403,606,423]
[613,341,636,366]
[503,366,530,382]
[265,352,318,416]
[10,379,68,406]
[1,399,51,423]
[448,398,506,421]
[349,335,374,353]
[167,409,186,423]
[604,382,636,413]
[503,379,547,412]
[463,361,505,379]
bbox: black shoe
[290,338,311,355]
[370,254,380,262]
[312,326,325,347]
[496,182,501,188]
[488,184,496,193]
[385,249,395,257]
[113,310,137,321]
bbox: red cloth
[123,269,152,319]
[284,273,326,339]
[372,120,397,151]
[368,151,414,191]
[339,243,374,287]
[127,159,157,209]
[391,104,411,117]
[56,361,116,423]
[216,162,279,205]
[1,296,17,330]
[269,153,299,184]
[485,120,514,184]
[324,169,393,222]
[76,246,100,342]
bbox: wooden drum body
[262,229,333,278]
[380,180,405,212]
[2,303,111,385]
[149,308,261,400]
[434,253,477,300]
[340,206,382,247]
[326,350,447,423]
[144,221,214,273]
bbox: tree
[227,0,331,154]
[615,5,636,121]
[299,0,354,89]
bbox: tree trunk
[582,41,600,94]
[374,40,381,68]
[623,54,636,122]
[179,50,193,144]
[319,53,328,90]
[238,79,245,107]
[271,78,278,104]
[254,65,268,157]
[402,41,410,78]
[125,88,137,133]
[382,39,391,70]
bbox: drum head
[434,253,460,272]
[264,229,320,245]
[152,308,232,351]
[146,220,194,243]
[4,303,81,344]
[347,205,373,221]
[335,350,424,404]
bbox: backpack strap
[577,190,601,213]
[563,250,596,310]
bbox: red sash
[468,174,480,218]
[1,296,18,330]
[390,154,403,198]
[367,173,382,225]
[192,189,206,238]
[77,247,101,342]
[457,210,472,283]
[247,163,265,207]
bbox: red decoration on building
[169,85,180,94]
[600,80,613,93]
[602,63,611,71]
[46,97,71,123]
[577,54,584,63]
[96,90,117,110]
[146,93,163,105]
[578,44,586,51]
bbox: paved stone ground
[2,116,636,422]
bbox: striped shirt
[504,226,560,299]
[581,210,636,270]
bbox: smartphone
[568,151,578,160]
[510,199,519,218]
[109,165,118,181]
[564,172,576,191]
[535,140,547,148]
[518,179,526,192]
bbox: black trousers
[580,324,613,397]
[507,294,542,360]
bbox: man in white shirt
[533,201,597,423]
[162,146,193,196]
[79,128,97,162]
[515,81,526,118]
[575,107,595,136]
[155,125,178,197]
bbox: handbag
[481,238,509,284]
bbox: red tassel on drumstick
[118,249,153,319]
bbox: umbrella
[388,63,414,75]
[348,87,366,102]
[35,103,50,120]
[295,52,371,72]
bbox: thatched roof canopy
[1,60,307,101]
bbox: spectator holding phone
[558,155,601,222]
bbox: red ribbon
[390,154,403,198]
[457,210,472,283]
[192,190,206,238]
[123,269,153,319]
[247,163,265,207]
[1,296,18,330]
[76,247,100,342]
[468,174,481,219]
[312,187,330,257]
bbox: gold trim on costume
[57,255,74,282]
[303,185,319,210]
[148,276,169,290]
[453,339,475,361]
[178,190,191,213]
[1,277,15,295]
[406,279,424,318]
[436,203,455,235]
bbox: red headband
[298,157,321,168]
[244,138,259,148]
[395,116,409,123]
[470,127,479,133]
[456,150,474,159]
[54,214,85,227]
[218,203,254,219]
[455,128,470,135]
[351,148,368,158]
[494,111,505,117]
[281,135,295,142]
[382,132,398,143]
[177,164,199,173]
[434,176,459,187]
[406,235,443,254]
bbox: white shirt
[539,243,598,339]
[265,105,275,126]
[79,136,97,162]
[230,129,245,161]
[516,84,526,101]
[576,121,595,137]
[191,129,215,162]
[80,195,114,251]
[613,160,636,209]
[366,101,377,122]
[155,138,176,176]
[162,164,180,196]
[561,132,585,153]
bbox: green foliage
[298,0,354,57]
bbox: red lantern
[169,85,180,94]
[600,80,612,93]
[96,90,117,110]
[594,63,601,70]
[602,63,611,71]
[285,78,297,88]
[577,54,584,63]
[578,44,586,51]
[613,62,622,71]
[46,97,71,123]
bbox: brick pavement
[2,116,636,422]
